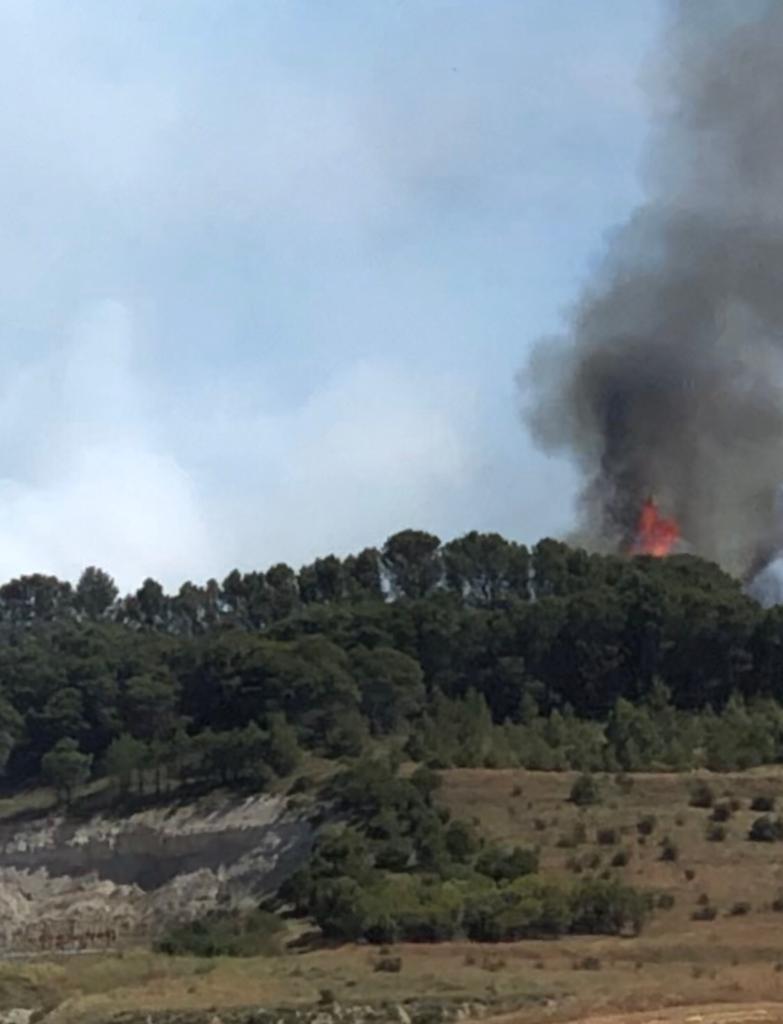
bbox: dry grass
[17,766,783,1022]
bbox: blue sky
[0,0,661,591]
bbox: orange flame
[631,497,680,557]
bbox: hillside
[0,534,782,1019]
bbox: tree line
[2,528,783,795]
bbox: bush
[689,780,715,809]
[659,836,678,862]
[748,815,783,842]
[751,795,776,813]
[657,892,675,910]
[691,905,717,921]
[706,823,727,843]
[637,815,657,836]
[728,901,750,916]
[475,845,538,882]
[569,773,600,807]
[374,956,402,973]
[611,849,630,868]
[155,909,283,958]
[710,802,732,823]
[596,827,618,846]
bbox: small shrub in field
[692,905,718,921]
[319,990,336,1006]
[748,815,783,842]
[611,848,630,868]
[710,802,732,823]
[772,894,783,913]
[751,795,776,813]
[728,901,750,917]
[637,814,657,836]
[374,956,402,973]
[729,797,742,812]
[511,784,523,797]
[697,892,710,905]
[675,814,685,826]
[659,836,679,862]
[684,868,696,881]
[583,851,601,870]
[534,818,547,832]
[706,822,727,842]
[689,780,715,809]
[597,827,618,846]
[569,773,600,807]
[657,892,675,910]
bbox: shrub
[772,894,783,913]
[710,802,732,823]
[611,849,630,868]
[637,815,657,836]
[657,892,675,910]
[596,827,618,846]
[684,868,696,881]
[748,815,783,842]
[534,818,547,832]
[374,956,402,973]
[569,773,600,807]
[728,901,750,917]
[659,836,678,862]
[751,795,776,813]
[475,845,538,882]
[691,905,717,921]
[689,780,715,809]
[583,851,601,870]
[706,823,727,843]
[155,909,283,958]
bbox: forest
[0,527,781,800]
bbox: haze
[0,1,659,591]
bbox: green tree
[41,738,92,804]
[75,567,118,617]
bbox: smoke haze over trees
[522,1,783,580]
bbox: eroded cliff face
[0,794,313,954]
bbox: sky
[0,0,662,593]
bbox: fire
[631,497,680,557]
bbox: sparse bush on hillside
[710,802,732,822]
[706,822,727,842]
[659,836,679,862]
[689,780,715,809]
[569,773,600,807]
[596,827,618,846]
[748,815,783,842]
[691,904,718,922]
[637,814,657,836]
[611,849,630,868]
[751,795,776,812]
[657,892,675,910]
[728,901,751,916]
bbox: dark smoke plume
[521,0,783,579]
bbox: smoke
[521,0,783,578]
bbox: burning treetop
[631,498,680,558]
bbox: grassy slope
[12,766,783,1022]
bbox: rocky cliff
[0,793,313,954]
